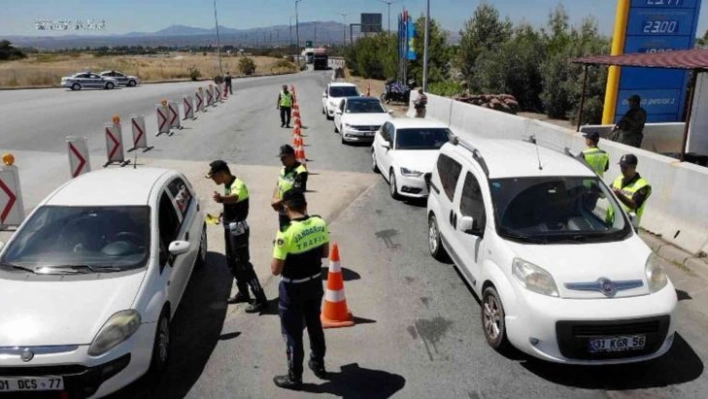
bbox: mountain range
[3,22,461,49]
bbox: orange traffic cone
[295,144,307,164]
[293,103,300,111]
[292,133,303,148]
[366,82,371,97]
[293,126,302,137]
[321,243,354,328]
[294,117,302,129]
[293,110,300,119]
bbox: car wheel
[149,307,171,375]
[326,113,333,121]
[128,80,137,87]
[428,214,449,261]
[389,170,400,200]
[71,83,81,91]
[195,224,207,269]
[481,287,511,351]
[334,123,339,133]
[371,150,380,173]
[322,107,325,115]
[106,82,115,90]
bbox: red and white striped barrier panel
[195,89,205,113]
[183,95,196,120]
[0,163,25,229]
[215,84,222,102]
[128,115,153,153]
[156,104,171,137]
[66,136,91,178]
[168,101,182,130]
[206,85,214,107]
[103,123,130,167]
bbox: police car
[60,72,119,91]
[426,135,677,364]
[99,70,140,87]
[0,168,206,397]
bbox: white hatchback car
[334,96,393,144]
[372,119,453,199]
[426,136,677,364]
[322,82,360,120]
[0,168,206,398]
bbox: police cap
[279,144,295,157]
[583,131,600,141]
[281,188,306,206]
[206,160,229,178]
[619,154,638,167]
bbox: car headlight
[329,101,338,107]
[88,310,141,356]
[400,167,423,177]
[344,123,354,130]
[512,258,559,297]
[645,253,668,293]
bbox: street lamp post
[336,13,349,45]
[422,0,430,91]
[295,0,303,68]
[213,0,223,76]
[380,0,395,33]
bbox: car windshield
[346,100,385,114]
[329,86,359,97]
[395,128,451,150]
[0,206,150,274]
[489,176,632,244]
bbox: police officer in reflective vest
[277,84,294,128]
[611,154,652,227]
[270,188,329,389]
[272,145,308,231]
[580,131,610,178]
[207,160,268,313]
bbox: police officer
[611,94,647,148]
[271,145,308,231]
[270,188,329,389]
[207,160,268,313]
[611,154,652,227]
[277,84,294,128]
[580,131,610,178]
[414,88,427,118]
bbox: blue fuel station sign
[616,0,702,122]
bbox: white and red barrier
[128,115,153,153]
[0,161,25,230]
[196,89,205,113]
[215,84,222,102]
[66,136,91,178]
[103,123,130,167]
[183,95,196,120]
[156,103,171,136]
[168,101,182,130]
[206,85,214,107]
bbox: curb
[640,230,708,280]
[0,70,299,91]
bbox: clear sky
[2,0,708,37]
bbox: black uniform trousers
[224,226,266,301]
[278,278,326,377]
[280,106,292,127]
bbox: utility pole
[314,22,317,47]
[296,0,303,68]
[422,0,430,91]
[380,0,395,33]
[336,13,349,45]
[213,0,222,75]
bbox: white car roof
[329,82,358,88]
[99,70,122,74]
[446,138,595,179]
[389,119,451,129]
[43,168,175,207]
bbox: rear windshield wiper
[0,262,38,274]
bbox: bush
[188,66,201,81]
[238,57,256,75]
[274,59,295,69]
[0,40,27,61]
[427,81,462,97]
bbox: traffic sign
[0,164,25,229]
[66,136,90,178]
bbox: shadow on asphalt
[676,289,692,301]
[521,333,703,389]
[106,251,233,399]
[300,362,405,398]
[401,197,427,208]
[321,266,361,282]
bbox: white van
[425,135,677,364]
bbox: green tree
[344,33,396,80]
[0,40,27,61]
[238,57,256,75]
[408,16,450,87]
[458,1,513,91]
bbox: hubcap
[483,295,502,340]
[158,317,169,363]
[429,218,438,253]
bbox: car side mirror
[381,141,391,150]
[388,110,394,114]
[460,216,483,236]
[322,93,327,98]
[628,212,639,231]
[168,240,191,256]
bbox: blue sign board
[616,0,702,123]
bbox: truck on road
[313,48,329,71]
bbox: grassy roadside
[0,52,297,88]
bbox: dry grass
[0,52,297,88]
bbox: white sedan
[99,70,140,87]
[334,96,393,144]
[322,82,361,120]
[371,119,453,200]
[0,168,206,398]
[60,72,119,91]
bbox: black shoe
[245,299,267,313]
[286,125,291,128]
[308,360,328,379]
[273,373,302,390]
[227,292,250,304]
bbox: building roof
[572,48,708,70]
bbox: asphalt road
[2,71,708,399]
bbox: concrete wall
[410,91,708,256]
[579,123,686,155]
